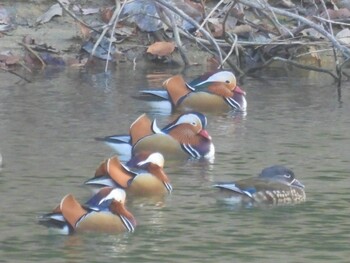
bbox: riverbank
[1,0,350,83]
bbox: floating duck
[38,187,136,235]
[85,152,172,196]
[213,165,305,206]
[140,71,247,112]
[95,111,215,160]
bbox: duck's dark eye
[225,80,230,83]
[283,174,291,178]
[191,121,197,126]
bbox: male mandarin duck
[140,71,247,112]
[95,113,153,156]
[38,187,136,235]
[213,165,306,206]
[95,111,215,160]
[85,152,173,196]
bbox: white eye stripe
[195,71,236,86]
[176,114,201,127]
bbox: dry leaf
[101,7,114,23]
[230,7,245,20]
[147,42,175,57]
[66,57,88,67]
[206,56,220,70]
[336,28,350,45]
[5,55,21,65]
[184,0,204,15]
[323,8,350,19]
[81,7,99,15]
[36,3,62,24]
[308,46,321,64]
[230,25,253,36]
[77,22,91,39]
[0,54,9,62]
[211,25,223,38]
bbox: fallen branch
[56,0,100,33]
[156,5,191,65]
[0,66,32,83]
[91,6,119,62]
[154,0,223,65]
[237,0,350,59]
[221,1,244,74]
[197,0,226,34]
[19,42,46,69]
[221,33,241,72]
[313,16,350,27]
[246,56,339,80]
[104,0,127,72]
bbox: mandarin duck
[213,165,305,206]
[38,187,136,235]
[95,111,215,160]
[85,152,172,196]
[140,71,247,112]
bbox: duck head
[136,152,173,192]
[259,165,305,189]
[162,112,211,144]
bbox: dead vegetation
[1,0,350,85]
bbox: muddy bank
[0,0,215,71]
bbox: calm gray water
[0,64,349,263]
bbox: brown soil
[0,0,214,69]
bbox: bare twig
[246,56,339,79]
[197,0,226,33]
[255,10,283,36]
[221,33,241,72]
[237,0,350,58]
[0,66,32,83]
[262,0,294,37]
[320,0,341,82]
[320,0,334,36]
[155,4,191,65]
[91,5,120,61]
[221,0,236,39]
[162,9,191,65]
[56,0,100,33]
[105,0,126,72]
[19,43,46,69]
[154,0,223,65]
[219,1,244,74]
[313,16,350,27]
[295,48,334,58]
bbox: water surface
[0,64,349,263]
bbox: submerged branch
[19,42,46,69]
[246,56,339,80]
[0,66,32,83]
